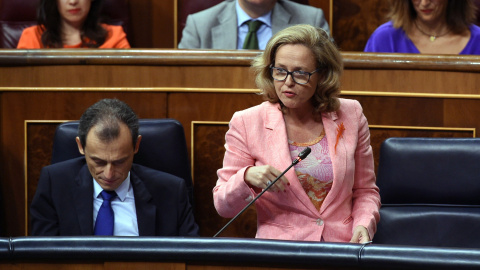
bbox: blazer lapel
[212,1,237,49]
[264,103,319,216]
[320,111,347,214]
[131,169,156,236]
[264,103,291,171]
[72,165,94,235]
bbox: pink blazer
[214,99,380,242]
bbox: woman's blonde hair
[251,24,343,115]
[389,0,477,34]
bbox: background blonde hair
[251,24,343,115]
[389,0,477,34]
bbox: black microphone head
[298,147,311,159]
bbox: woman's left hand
[350,225,370,243]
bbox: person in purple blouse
[364,0,480,55]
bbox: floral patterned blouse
[289,130,333,211]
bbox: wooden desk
[0,50,478,237]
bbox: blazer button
[316,218,324,226]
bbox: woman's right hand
[244,165,290,193]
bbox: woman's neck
[283,105,323,144]
[414,18,450,39]
[284,105,318,124]
[61,21,83,45]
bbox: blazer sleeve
[350,101,381,239]
[30,167,60,236]
[178,15,201,49]
[17,26,43,49]
[364,29,389,53]
[174,178,200,236]
[364,22,398,53]
[100,25,130,48]
[213,111,258,218]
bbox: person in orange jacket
[17,0,130,49]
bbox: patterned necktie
[242,20,263,49]
[94,190,117,235]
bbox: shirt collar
[235,0,272,28]
[93,172,131,202]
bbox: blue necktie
[94,190,117,235]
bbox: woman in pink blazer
[214,24,380,243]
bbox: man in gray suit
[178,0,330,50]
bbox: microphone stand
[214,147,311,237]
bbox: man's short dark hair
[78,98,139,148]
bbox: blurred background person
[17,0,130,48]
[178,0,330,50]
[364,0,479,54]
[214,24,380,243]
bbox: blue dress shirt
[236,0,272,50]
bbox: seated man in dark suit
[30,98,199,236]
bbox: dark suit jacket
[30,157,199,236]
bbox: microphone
[214,147,311,237]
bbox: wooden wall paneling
[191,122,256,238]
[344,94,477,179]
[444,99,480,128]
[168,92,263,237]
[25,121,63,235]
[350,95,445,127]
[0,66,256,88]
[152,0,175,48]
[3,51,480,238]
[342,69,480,94]
[4,51,476,91]
[13,94,480,238]
[332,0,390,51]
[167,91,263,158]
[349,95,480,131]
[128,0,153,48]
[1,92,28,237]
[128,0,175,48]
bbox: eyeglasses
[270,66,320,85]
